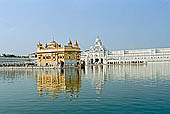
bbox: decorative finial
[51,36,55,42]
[96,36,101,40]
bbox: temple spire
[51,36,55,42]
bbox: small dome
[68,40,72,46]
[37,41,42,48]
[37,41,42,45]
[74,40,79,47]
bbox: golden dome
[46,40,58,48]
[68,40,72,46]
[49,40,57,45]
[50,40,57,44]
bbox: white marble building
[82,36,109,65]
[108,48,170,64]
[82,36,170,65]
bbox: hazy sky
[0,0,169,55]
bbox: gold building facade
[36,40,81,67]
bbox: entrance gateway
[82,36,108,65]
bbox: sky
[0,0,169,55]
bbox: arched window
[68,56,71,59]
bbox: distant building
[82,36,170,65]
[36,40,81,67]
[108,48,170,64]
[0,57,35,66]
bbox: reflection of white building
[82,36,170,65]
[84,65,108,94]
[84,63,170,91]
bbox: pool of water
[0,63,170,114]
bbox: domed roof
[68,40,72,46]
[68,40,72,44]
[37,41,42,46]
[74,40,79,47]
[37,41,42,48]
[50,40,57,44]
[46,40,58,48]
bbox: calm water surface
[0,63,170,114]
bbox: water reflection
[0,69,37,82]
[0,63,170,113]
[37,69,81,98]
[85,65,108,94]
[85,63,170,94]
[0,63,170,98]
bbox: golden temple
[36,40,81,67]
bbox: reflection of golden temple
[37,69,81,98]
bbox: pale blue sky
[0,0,169,55]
